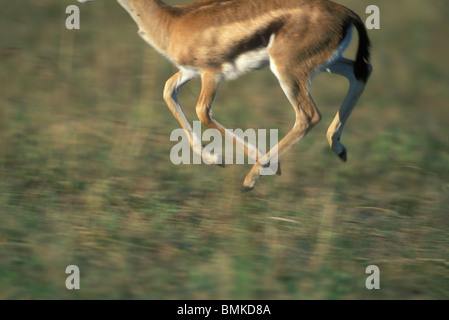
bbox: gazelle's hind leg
[241,59,321,192]
[325,57,372,161]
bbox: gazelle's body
[78,0,372,191]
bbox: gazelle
[78,0,372,191]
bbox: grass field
[0,0,448,299]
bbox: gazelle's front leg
[325,57,372,161]
[195,71,267,164]
[163,71,222,165]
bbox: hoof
[276,162,282,176]
[338,148,347,162]
[241,185,254,193]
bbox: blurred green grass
[0,0,448,299]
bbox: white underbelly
[220,47,270,81]
[177,34,275,82]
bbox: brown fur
[104,0,373,190]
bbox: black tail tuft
[352,17,371,83]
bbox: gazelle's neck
[117,0,175,57]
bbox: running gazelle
[77,0,372,191]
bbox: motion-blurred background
[0,0,448,299]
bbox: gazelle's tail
[351,14,371,82]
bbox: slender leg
[163,71,222,165]
[195,71,267,165]
[325,57,372,161]
[242,62,321,191]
